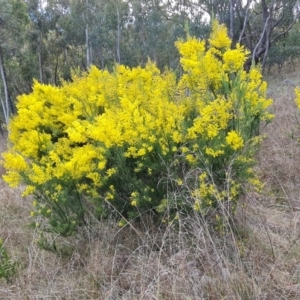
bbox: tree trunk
[116,0,121,64]
[85,0,91,68]
[38,36,44,83]
[229,0,234,39]
[0,45,14,125]
[86,23,91,68]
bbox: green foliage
[36,232,75,257]
[0,238,17,283]
[267,23,300,72]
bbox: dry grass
[2,66,300,299]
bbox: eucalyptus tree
[266,20,300,72]
[247,0,300,70]
[90,0,130,68]
[123,0,209,70]
[191,0,300,70]
[26,0,71,84]
[0,0,29,125]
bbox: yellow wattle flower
[226,131,244,150]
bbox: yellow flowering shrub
[293,88,300,155]
[1,21,272,235]
[295,88,300,109]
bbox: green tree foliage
[0,0,29,124]
[267,22,300,72]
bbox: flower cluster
[295,88,300,109]
[2,21,273,234]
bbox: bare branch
[238,0,253,43]
[271,14,299,45]
[252,15,270,63]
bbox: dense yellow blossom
[205,148,224,158]
[295,88,300,109]
[209,20,231,50]
[2,152,28,172]
[223,45,247,72]
[187,97,233,140]
[226,131,244,150]
[22,185,36,197]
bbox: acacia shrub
[1,22,273,235]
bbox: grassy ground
[1,66,300,299]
